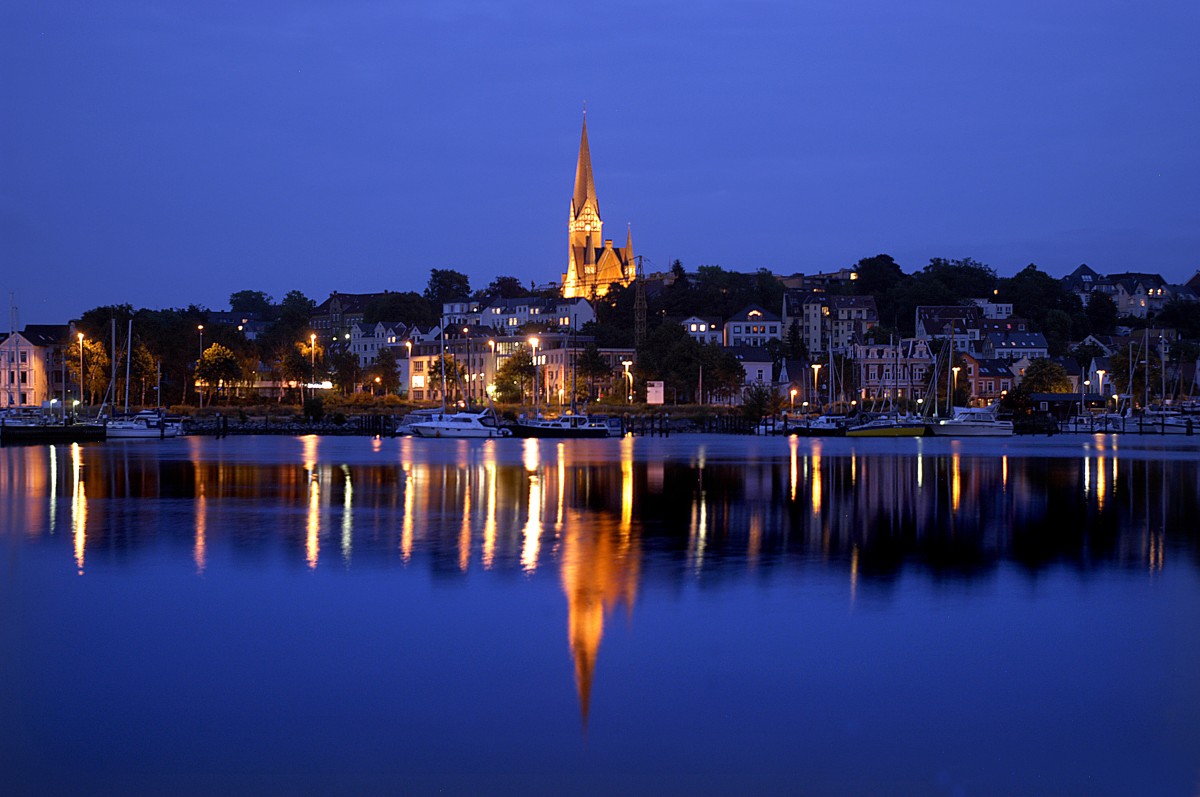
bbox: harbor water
[2,434,1198,795]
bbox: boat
[845,415,927,437]
[409,409,513,439]
[795,415,849,436]
[930,405,1014,437]
[510,412,615,438]
[1,409,106,443]
[106,410,181,439]
[395,408,443,436]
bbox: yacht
[510,413,614,438]
[106,410,181,439]
[930,406,1014,437]
[409,409,512,439]
[845,415,927,437]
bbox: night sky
[3,1,1197,324]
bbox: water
[2,434,1199,796]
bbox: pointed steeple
[572,114,599,219]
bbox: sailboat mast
[439,314,447,413]
[124,320,132,413]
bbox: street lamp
[811,363,822,411]
[374,375,382,396]
[528,336,540,410]
[1095,369,1106,398]
[197,325,205,407]
[462,327,471,403]
[950,365,961,409]
[790,387,797,412]
[621,359,633,403]
[77,333,85,408]
[310,333,317,380]
[487,339,496,395]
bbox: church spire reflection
[559,515,640,727]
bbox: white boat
[395,408,443,436]
[410,409,513,439]
[106,410,180,439]
[931,405,1014,437]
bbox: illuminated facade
[560,116,636,299]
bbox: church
[560,116,637,299]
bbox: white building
[680,316,722,345]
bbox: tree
[1154,298,1200,340]
[700,344,745,404]
[1017,358,1073,394]
[329,350,363,396]
[70,337,111,406]
[576,344,613,401]
[1069,342,1105,370]
[278,290,315,330]
[1085,293,1118,335]
[363,292,434,327]
[229,290,274,317]
[427,354,467,402]
[424,269,472,306]
[130,342,158,406]
[921,257,998,299]
[368,348,401,395]
[741,382,783,423]
[997,264,1085,351]
[1109,341,1164,407]
[494,348,535,404]
[477,275,525,303]
[196,343,244,403]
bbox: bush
[303,396,325,422]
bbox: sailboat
[105,320,179,439]
[846,337,927,437]
[409,317,511,438]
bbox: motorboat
[930,406,1014,437]
[409,409,512,439]
[845,415,927,437]
[395,408,443,436]
[510,413,614,438]
[106,410,181,439]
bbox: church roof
[572,117,599,219]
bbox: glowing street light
[621,359,633,403]
[197,325,205,407]
[528,336,540,409]
[790,387,797,412]
[811,363,822,411]
[77,332,85,408]
[950,365,961,409]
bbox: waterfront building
[914,305,983,351]
[723,305,781,348]
[0,325,72,409]
[560,116,637,300]
[783,291,878,355]
[852,338,935,402]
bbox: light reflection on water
[2,435,1199,795]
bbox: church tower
[561,115,636,299]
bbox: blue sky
[2,1,1197,323]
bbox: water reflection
[4,439,1200,723]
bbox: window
[690,323,698,332]
[19,352,27,364]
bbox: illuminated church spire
[572,114,599,225]
[561,112,636,300]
